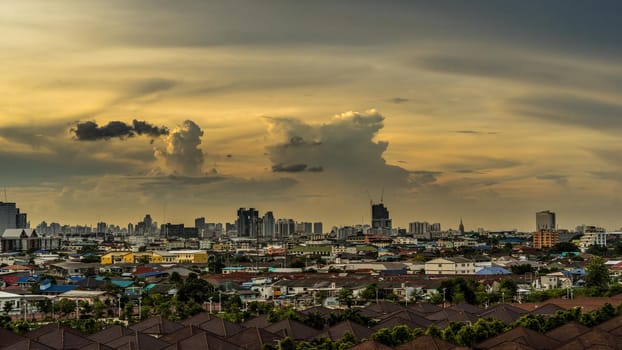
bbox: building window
[438,264,442,267]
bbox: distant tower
[536,210,556,231]
[236,208,259,238]
[262,211,275,239]
[371,202,392,235]
[459,218,464,235]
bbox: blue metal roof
[40,285,79,293]
[135,271,168,278]
[476,267,512,275]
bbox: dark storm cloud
[536,175,568,185]
[125,78,177,98]
[410,171,442,187]
[70,1,622,61]
[272,164,307,173]
[443,157,521,173]
[130,174,298,200]
[454,130,498,135]
[72,119,169,141]
[513,94,622,131]
[388,97,409,104]
[271,163,324,173]
[417,54,622,95]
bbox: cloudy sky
[1,0,621,231]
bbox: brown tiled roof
[408,303,443,315]
[527,303,564,317]
[545,321,590,343]
[556,328,622,350]
[162,331,241,350]
[447,303,484,315]
[129,316,185,336]
[372,317,421,333]
[516,294,622,313]
[88,325,135,344]
[362,301,405,315]
[181,312,214,327]
[104,332,171,350]
[596,314,622,337]
[2,339,56,350]
[198,316,246,337]
[26,323,113,350]
[0,327,27,347]
[242,314,271,329]
[395,335,455,350]
[299,305,342,317]
[377,310,433,329]
[225,327,281,350]
[315,320,374,341]
[348,339,394,350]
[160,326,206,344]
[480,304,528,325]
[475,326,560,350]
[484,342,536,350]
[264,318,320,341]
[426,309,479,324]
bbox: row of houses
[100,250,209,265]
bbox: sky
[1,0,622,232]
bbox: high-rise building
[371,203,392,235]
[262,212,275,239]
[96,222,107,233]
[313,222,323,234]
[409,221,430,235]
[459,218,465,235]
[0,202,22,234]
[143,214,153,235]
[536,210,556,231]
[195,217,206,236]
[276,218,295,238]
[236,208,259,238]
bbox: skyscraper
[236,208,259,238]
[536,210,556,231]
[0,202,23,234]
[262,211,275,239]
[371,202,392,235]
[459,218,464,235]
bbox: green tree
[512,314,546,332]
[338,288,354,308]
[510,264,533,275]
[3,301,14,314]
[360,284,377,301]
[549,242,579,254]
[585,256,610,290]
[438,277,477,304]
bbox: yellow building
[100,252,134,265]
[533,230,559,249]
[153,251,178,264]
[171,250,208,264]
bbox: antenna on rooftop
[366,190,373,206]
[380,187,384,204]
[3,188,7,202]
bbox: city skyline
[2,1,622,231]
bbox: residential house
[424,257,475,275]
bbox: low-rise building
[425,257,476,275]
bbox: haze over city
[2,1,622,231]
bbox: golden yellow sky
[1,1,622,231]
